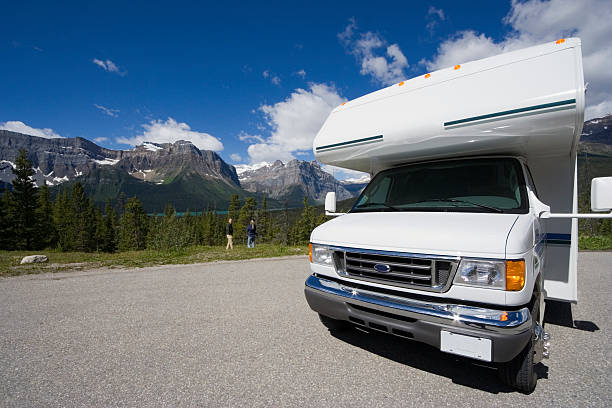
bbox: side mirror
[591,177,612,212]
[325,192,336,213]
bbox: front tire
[498,289,541,394]
[498,341,537,394]
[318,314,351,331]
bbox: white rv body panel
[313,39,585,303]
[313,39,584,173]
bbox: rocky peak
[0,132,239,187]
[238,158,354,203]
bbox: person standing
[246,219,257,248]
[225,218,234,250]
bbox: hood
[311,212,522,258]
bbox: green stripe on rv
[444,99,576,128]
[315,134,383,152]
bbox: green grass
[0,243,308,277]
[4,236,609,277]
[578,235,612,251]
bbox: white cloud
[296,69,306,78]
[426,6,446,34]
[94,137,108,143]
[244,83,346,163]
[339,19,409,86]
[94,104,119,117]
[93,58,126,76]
[117,117,223,151]
[428,6,445,21]
[263,70,281,85]
[247,143,296,163]
[0,120,63,138]
[321,164,370,183]
[238,131,265,143]
[230,153,242,162]
[422,0,612,119]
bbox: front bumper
[305,275,532,363]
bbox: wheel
[498,340,537,394]
[318,314,351,331]
[498,290,541,394]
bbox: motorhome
[304,38,612,393]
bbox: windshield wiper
[354,202,401,211]
[409,198,503,213]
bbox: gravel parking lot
[1,252,610,407]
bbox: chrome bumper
[305,274,533,362]
[306,274,530,329]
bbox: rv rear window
[352,158,528,214]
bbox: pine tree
[119,197,148,250]
[259,194,269,243]
[9,149,39,249]
[292,196,316,244]
[275,200,289,245]
[54,189,71,251]
[0,189,12,250]
[118,192,127,216]
[228,194,241,222]
[93,207,104,252]
[101,199,118,252]
[164,203,175,218]
[69,182,95,251]
[36,182,56,249]
[236,197,256,244]
[200,205,213,245]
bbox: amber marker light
[424,73,431,78]
[556,38,565,44]
[454,64,461,70]
[308,243,313,263]
[398,81,405,86]
[506,260,525,291]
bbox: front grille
[335,250,457,292]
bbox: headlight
[310,244,334,266]
[454,259,506,289]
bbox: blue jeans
[247,236,255,248]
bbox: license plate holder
[440,330,492,361]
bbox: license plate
[440,330,492,361]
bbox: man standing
[246,219,257,248]
[225,218,233,250]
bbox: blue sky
[2,1,611,179]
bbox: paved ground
[0,253,610,407]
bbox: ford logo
[374,263,391,273]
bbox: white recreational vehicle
[304,38,612,393]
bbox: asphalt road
[1,253,610,407]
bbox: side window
[524,164,539,197]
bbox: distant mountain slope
[0,130,121,186]
[577,115,612,197]
[581,115,612,145]
[238,159,354,205]
[61,166,250,213]
[0,131,254,211]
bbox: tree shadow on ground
[329,326,548,394]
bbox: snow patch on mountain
[235,162,271,176]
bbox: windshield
[351,158,528,214]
